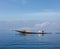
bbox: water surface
[0,30,60,49]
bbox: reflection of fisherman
[38,30,44,37]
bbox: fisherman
[42,30,44,34]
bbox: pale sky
[0,0,60,21]
[0,0,60,32]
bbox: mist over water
[0,30,60,49]
[0,20,60,32]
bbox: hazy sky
[0,0,60,21]
[0,0,60,32]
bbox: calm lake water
[0,30,60,49]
